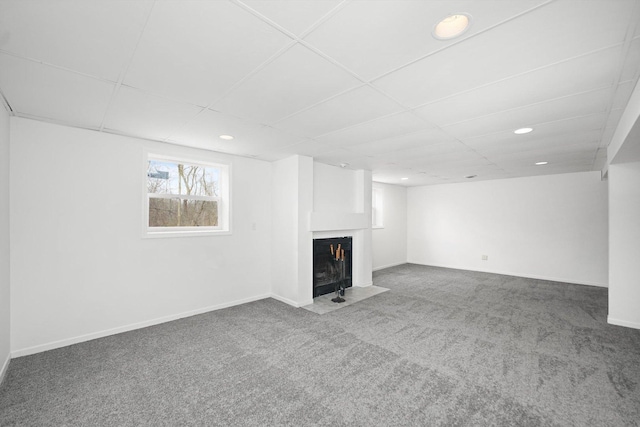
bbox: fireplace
[313,236,352,298]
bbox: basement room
[1,0,639,425]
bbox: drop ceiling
[1,0,639,186]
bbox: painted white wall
[608,162,640,329]
[372,182,407,271]
[312,163,372,287]
[0,107,10,381]
[271,156,299,305]
[407,171,608,286]
[9,118,273,356]
[272,158,373,305]
[313,162,357,213]
[298,158,314,303]
[354,170,373,287]
[607,75,640,170]
[271,155,313,306]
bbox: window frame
[143,152,231,238]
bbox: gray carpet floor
[1,264,639,426]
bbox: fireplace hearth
[313,236,352,298]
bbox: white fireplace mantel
[272,155,372,308]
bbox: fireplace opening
[313,236,352,298]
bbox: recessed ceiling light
[401,177,409,180]
[465,175,477,179]
[433,14,472,40]
[535,161,548,165]
[219,134,234,140]
[514,127,533,135]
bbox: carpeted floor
[1,264,639,426]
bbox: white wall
[407,171,608,286]
[312,163,372,288]
[10,118,273,356]
[313,163,357,213]
[607,74,640,169]
[271,155,313,306]
[0,107,10,381]
[608,162,640,329]
[272,158,372,306]
[372,182,407,271]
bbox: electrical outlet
[482,255,488,260]
[251,222,257,231]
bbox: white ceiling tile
[124,1,292,107]
[0,0,152,81]
[620,37,640,82]
[170,109,301,156]
[592,147,608,170]
[258,140,335,162]
[0,0,637,182]
[315,112,430,147]
[344,156,378,170]
[471,130,602,157]
[500,165,591,179]
[0,53,114,128]
[417,163,507,181]
[103,87,202,141]
[274,85,403,137]
[413,46,622,127]
[487,142,599,162]
[462,113,607,149]
[348,128,456,156]
[443,88,612,140]
[305,0,547,81]
[606,108,625,132]
[400,153,492,170]
[600,126,617,148]
[492,152,597,173]
[238,0,343,36]
[611,81,635,110]
[374,0,635,106]
[381,141,477,163]
[311,148,364,167]
[213,44,360,124]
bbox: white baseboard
[269,293,308,308]
[407,261,608,288]
[373,262,406,272]
[12,293,272,358]
[0,353,10,386]
[608,317,640,330]
[353,281,373,288]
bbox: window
[145,154,230,237]
[372,186,384,228]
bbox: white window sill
[372,225,385,230]
[143,229,231,239]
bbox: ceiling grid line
[1,0,639,185]
[162,41,300,144]
[592,0,640,163]
[232,0,568,166]
[0,49,117,85]
[368,0,557,84]
[98,0,157,132]
[204,41,298,114]
[406,42,627,114]
[454,111,612,144]
[0,89,13,115]
[439,84,617,129]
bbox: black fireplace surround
[313,236,353,298]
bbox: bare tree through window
[147,160,220,228]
